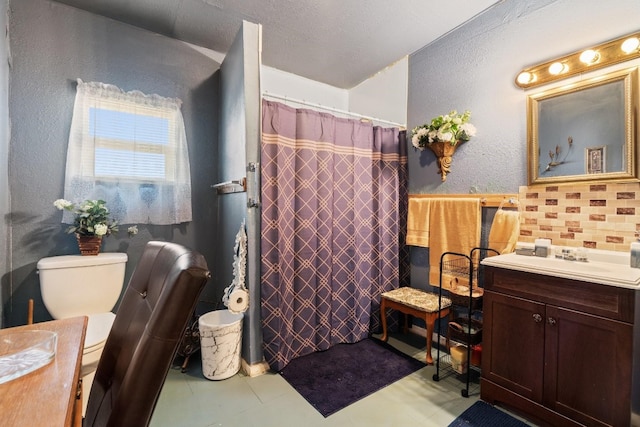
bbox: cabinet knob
[548,317,557,325]
[533,313,542,323]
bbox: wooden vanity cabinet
[481,266,634,427]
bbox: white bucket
[199,310,244,380]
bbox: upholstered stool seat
[380,287,451,365]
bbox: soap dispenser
[631,232,640,269]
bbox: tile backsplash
[518,182,640,252]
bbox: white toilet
[37,252,128,414]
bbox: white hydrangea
[460,123,477,138]
[94,224,108,236]
[53,199,73,210]
[436,131,454,142]
[412,134,421,148]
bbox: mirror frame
[527,67,639,185]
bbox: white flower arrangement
[53,199,138,238]
[411,110,476,150]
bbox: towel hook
[498,197,519,211]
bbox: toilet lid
[84,312,116,351]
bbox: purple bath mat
[279,338,425,417]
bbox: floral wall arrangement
[410,110,476,181]
[410,110,476,149]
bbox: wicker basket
[76,234,103,256]
[448,286,483,310]
[448,317,483,345]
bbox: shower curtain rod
[262,92,406,129]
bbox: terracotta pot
[426,140,459,182]
[76,233,103,256]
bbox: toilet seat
[80,312,115,377]
[84,312,116,352]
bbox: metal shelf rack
[432,247,498,397]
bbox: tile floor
[149,333,530,427]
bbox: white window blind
[91,107,172,180]
[63,79,192,225]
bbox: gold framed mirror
[527,67,639,185]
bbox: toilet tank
[37,253,128,319]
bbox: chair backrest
[84,241,210,427]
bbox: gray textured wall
[241,22,263,367]
[0,0,9,328]
[408,0,639,195]
[4,0,221,326]
[218,21,264,365]
[407,0,640,290]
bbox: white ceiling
[51,0,500,89]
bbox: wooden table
[380,287,451,365]
[0,316,88,427]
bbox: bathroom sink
[481,246,640,289]
[539,258,613,273]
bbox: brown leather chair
[84,241,210,427]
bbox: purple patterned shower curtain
[260,100,408,371]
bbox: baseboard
[240,329,444,377]
[240,328,440,378]
[408,325,447,346]
[240,358,270,377]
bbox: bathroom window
[63,79,192,225]
[90,106,174,181]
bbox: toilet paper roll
[228,288,249,313]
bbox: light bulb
[517,71,535,85]
[548,62,568,75]
[621,37,640,54]
[579,49,600,64]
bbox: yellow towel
[428,198,481,288]
[488,209,520,255]
[406,197,431,247]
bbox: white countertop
[481,245,640,289]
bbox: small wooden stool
[380,287,452,365]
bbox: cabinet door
[544,305,632,427]
[482,290,545,402]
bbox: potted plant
[53,199,137,255]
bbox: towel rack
[409,193,518,209]
[211,178,246,195]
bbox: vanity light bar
[515,31,640,89]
